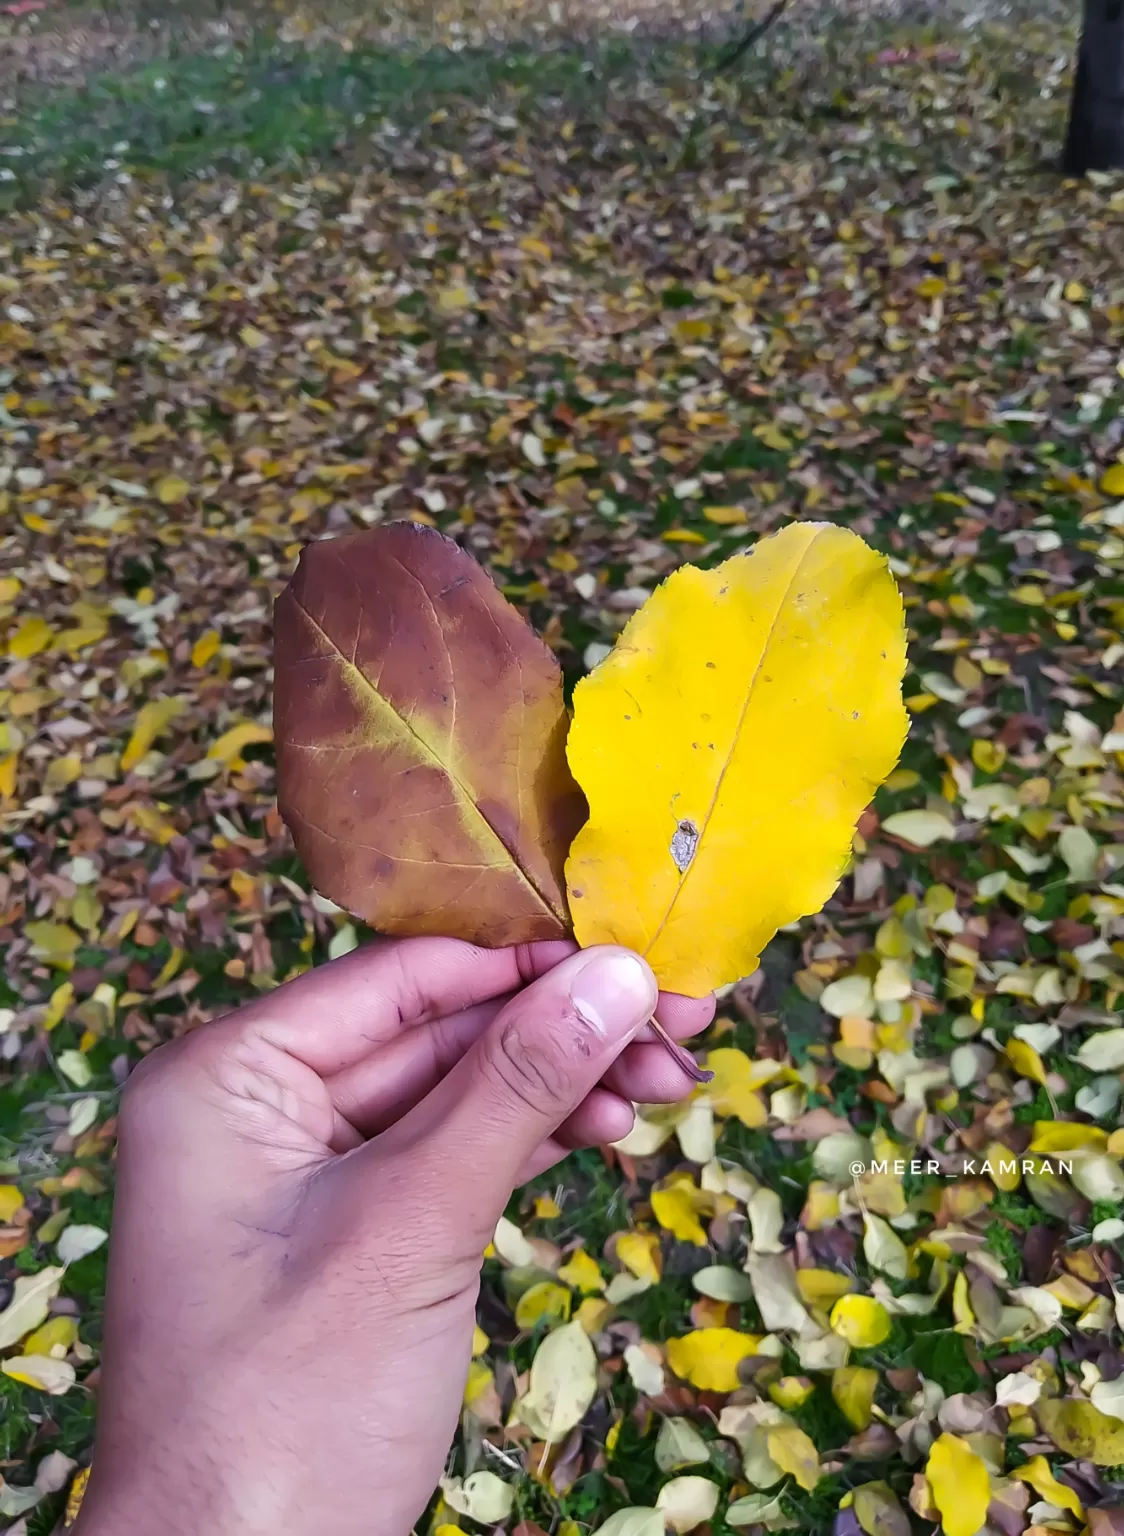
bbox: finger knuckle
[484,1015,571,1115]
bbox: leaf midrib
[641,531,820,961]
[294,595,566,927]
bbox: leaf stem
[648,1019,714,1084]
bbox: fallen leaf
[666,1327,763,1391]
[0,1268,64,1351]
[766,1424,821,1490]
[515,1319,597,1443]
[1010,1455,1083,1516]
[439,1471,515,1522]
[830,1294,891,1348]
[56,1225,107,1265]
[656,1474,720,1532]
[1039,1398,1124,1462]
[120,696,185,773]
[1,1355,76,1394]
[925,1433,990,1536]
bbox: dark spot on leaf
[670,817,699,873]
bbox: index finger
[227,935,577,1077]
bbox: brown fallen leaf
[274,524,585,945]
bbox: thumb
[411,946,656,1203]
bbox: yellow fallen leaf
[1028,1122,1106,1154]
[703,505,748,525]
[8,616,52,659]
[1010,1455,1083,1517]
[24,922,81,968]
[797,1269,855,1309]
[514,1280,572,1330]
[437,285,473,313]
[192,629,222,668]
[1038,1398,1124,1464]
[1102,463,1124,498]
[666,1327,763,1392]
[1005,1037,1048,1087]
[0,1186,23,1224]
[239,324,269,349]
[0,1267,64,1351]
[0,752,17,800]
[471,1325,489,1356]
[830,1294,891,1348]
[925,1433,990,1536]
[616,1231,662,1284]
[832,1365,879,1429]
[766,1424,821,1490]
[651,1176,708,1246]
[558,1247,605,1294]
[1,1353,76,1394]
[120,696,184,773]
[515,1320,597,1443]
[703,1047,768,1127]
[155,474,190,505]
[207,721,273,764]
[22,1315,77,1357]
[769,1375,814,1410]
[565,523,908,994]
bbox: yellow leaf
[208,721,273,764]
[2,1354,76,1394]
[8,616,52,659]
[703,505,748,525]
[832,1365,879,1429]
[120,696,184,773]
[155,474,190,505]
[463,1359,493,1409]
[1102,463,1124,498]
[0,1186,24,1224]
[666,1328,763,1392]
[769,1375,814,1410]
[1010,1455,1083,1516]
[1028,1122,1106,1154]
[471,1325,489,1356]
[830,1294,891,1348]
[22,1315,77,1358]
[616,1231,662,1284]
[24,921,81,968]
[557,1248,605,1294]
[1005,1037,1048,1087]
[0,577,20,602]
[0,752,17,800]
[797,1269,855,1309]
[239,324,269,349]
[43,981,73,1032]
[565,523,908,994]
[437,285,473,313]
[766,1424,821,1490]
[514,1281,572,1331]
[651,1178,708,1246]
[192,630,221,668]
[703,1047,768,1127]
[1038,1398,1124,1464]
[925,1433,991,1536]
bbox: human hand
[73,937,714,1536]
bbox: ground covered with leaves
[3,0,1124,1531]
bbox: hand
[73,937,713,1536]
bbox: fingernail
[570,951,657,1042]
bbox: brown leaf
[274,525,585,945]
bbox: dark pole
[1064,0,1124,173]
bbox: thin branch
[714,0,791,72]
